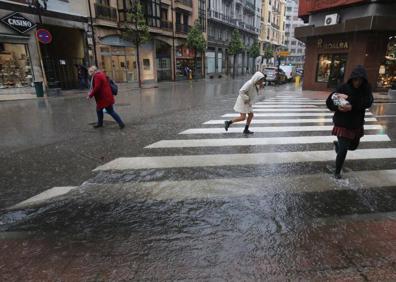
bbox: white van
[279,65,296,81]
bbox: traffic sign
[36,28,52,44]
[278,51,289,57]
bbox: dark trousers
[335,137,361,174]
[97,105,124,126]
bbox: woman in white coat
[224,72,266,134]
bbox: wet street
[2,78,396,280]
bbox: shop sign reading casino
[1,12,36,34]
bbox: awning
[0,33,30,43]
[295,16,396,42]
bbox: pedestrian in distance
[75,64,88,89]
[224,71,266,134]
[87,66,125,129]
[326,65,374,179]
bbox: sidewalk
[1,77,393,103]
[0,81,160,102]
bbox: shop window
[206,51,215,74]
[0,43,33,88]
[316,54,332,82]
[316,54,347,88]
[377,36,396,89]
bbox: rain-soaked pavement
[2,78,396,280]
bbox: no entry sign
[36,28,52,44]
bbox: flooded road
[1,81,396,280]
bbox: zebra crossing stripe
[223,113,374,117]
[203,117,378,125]
[254,108,331,112]
[253,105,319,108]
[94,148,396,171]
[145,134,390,149]
[179,124,382,134]
[86,170,396,200]
[264,99,325,102]
[11,186,77,209]
[256,102,325,105]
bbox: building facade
[0,0,90,95]
[296,0,396,91]
[284,0,305,68]
[258,0,286,66]
[206,0,262,76]
[91,0,204,84]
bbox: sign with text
[299,0,367,17]
[278,51,289,57]
[1,12,36,34]
[317,38,349,50]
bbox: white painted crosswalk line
[145,134,390,149]
[12,186,77,209]
[179,124,382,135]
[86,170,396,200]
[203,117,378,125]
[253,105,319,108]
[223,112,374,117]
[254,108,331,112]
[257,102,325,105]
[94,148,396,171]
[265,100,324,102]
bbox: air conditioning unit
[324,14,339,26]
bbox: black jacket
[326,65,374,129]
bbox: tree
[248,40,260,73]
[124,1,150,88]
[263,44,274,60]
[248,40,260,59]
[228,29,244,78]
[187,21,206,78]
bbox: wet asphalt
[1,78,396,280]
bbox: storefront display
[316,53,347,88]
[377,36,396,89]
[176,45,196,80]
[0,43,33,89]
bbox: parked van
[279,65,296,81]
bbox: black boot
[119,123,125,129]
[93,124,103,129]
[224,120,232,131]
[243,124,253,135]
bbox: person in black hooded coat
[326,65,374,179]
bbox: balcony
[207,9,259,34]
[245,1,255,12]
[176,23,190,34]
[208,10,234,25]
[175,0,192,7]
[272,5,281,14]
[161,20,173,31]
[271,22,280,29]
[95,3,118,21]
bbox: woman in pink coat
[88,66,125,129]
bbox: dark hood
[348,65,368,83]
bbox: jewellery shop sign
[317,38,349,50]
[1,12,36,34]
